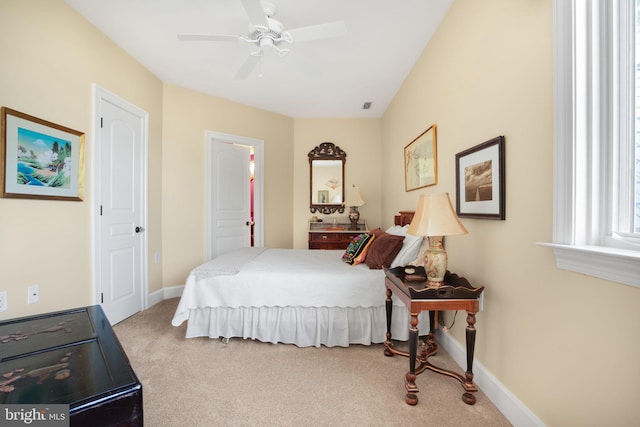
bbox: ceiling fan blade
[286,21,347,43]
[177,33,244,42]
[235,53,261,80]
[240,0,269,27]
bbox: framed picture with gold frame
[1,107,85,200]
[404,124,437,192]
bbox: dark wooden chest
[0,305,143,426]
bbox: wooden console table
[383,267,484,406]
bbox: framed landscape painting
[1,107,85,200]
[455,135,505,219]
[404,124,437,192]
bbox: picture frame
[404,124,437,192]
[317,190,329,204]
[455,135,505,219]
[1,107,85,201]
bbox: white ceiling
[64,0,452,118]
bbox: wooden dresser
[0,305,142,426]
[308,221,368,250]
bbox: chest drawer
[308,231,360,249]
[310,233,340,242]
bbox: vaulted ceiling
[64,0,452,118]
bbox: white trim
[547,0,640,288]
[551,0,575,244]
[436,329,545,427]
[205,131,264,260]
[91,84,149,311]
[537,242,640,288]
[147,286,184,308]
[162,285,185,300]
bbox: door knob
[246,221,255,226]
[135,226,144,233]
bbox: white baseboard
[435,329,545,427]
[146,285,184,309]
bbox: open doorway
[205,131,263,260]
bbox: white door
[210,141,251,256]
[94,86,147,325]
[206,132,264,260]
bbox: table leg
[426,310,437,355]
[463,311,477,405]
[404,312,419,405]
[384,287,394,357]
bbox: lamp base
[348,206,360,230]
[424,236,447,287]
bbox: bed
[171,212,430,347]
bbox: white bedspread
[171,247,429,347]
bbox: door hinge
[100,117,103,128]
[101,293,104,303]
[100,205,103,216]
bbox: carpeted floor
[113,298,511,426]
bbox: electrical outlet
[27,284,39,304]
[0,291,7,312]
[478,292,484,311]
[154,252,161,264]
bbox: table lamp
[344,184,365,230]
[407,193,468,287]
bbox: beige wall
[0,0,164,318]
[382,0,639,425]
[161,84,294,285]
[293,119,382,248]
[3,0,640,425]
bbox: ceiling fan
[177,0,347,79]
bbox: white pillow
[385,225,408,235]
[386,225,423,267]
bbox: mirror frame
[308,142,346,214]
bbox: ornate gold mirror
[309,142,346,214]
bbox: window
[636,1,640,232]
[544,0,640,288]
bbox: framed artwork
[404,124,437,191]
[455,135,505,219]
[317,190,329,204]
[1,107,85,201]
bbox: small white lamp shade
[344,185,365,207]
[407,193,468,286]
[407,193,468,237]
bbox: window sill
[537,243,640,288]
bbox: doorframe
[206,131,264,260]
[91,84,149,310]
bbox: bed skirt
[182,305,430,348]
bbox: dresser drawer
[308,222,368,250]
[310,233,340,242]
[308,231,360,249]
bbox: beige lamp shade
[344,184,365,207]
[408,193,467,286]
[407,193,468,237]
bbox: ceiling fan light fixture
[178,0,347,79]
[259,37,274,48]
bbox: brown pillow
[365,229,405,269]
